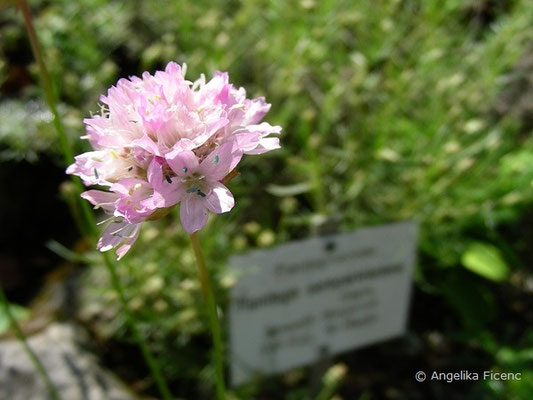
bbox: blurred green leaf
[506,371,533,399]
[461,242,510,282]
[0,303,30,335]
[46,239,87,263]
[440,272,497,330]
[496,346,533,368]
[266,182,313,197]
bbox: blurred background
[0,0,532,399]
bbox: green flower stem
[18,2,174,399]
[190,232,226,400]
[0,287,62,400]
[18,0,94,236]
[18,0,72,163]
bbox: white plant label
[229,221,419,385]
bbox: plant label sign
[229,221,418,385]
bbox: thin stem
[18,0,72,164]
[18,0,95,235]
[18,2,173,398]
[101,252,174,400]
[189,232,226,400]
[0,287,62,400]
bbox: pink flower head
[67,62,281,259]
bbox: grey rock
[0,323,137,400]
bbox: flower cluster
[67,62,281,259]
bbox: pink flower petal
[110,178,148,196]
[111,178,155,224]
[242,97,271,125]
[81,190,118,213]
[147,159,183,208]
[200,141,243,181]
[234,131,261,153]
[66,150,111,186]
[97,219,141,260]
[168,138,196,153]
[97,224,125,252]
[166,149,199,176]
[204,183,235,214]
[230,123,281,154]
[246,137,281,155]
[180,196,208,233]
[132,135,163,157]
[115,225,141,260]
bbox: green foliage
[462,242,510,282]
[440,271,498,331]
[79,221,209,381]
[0,302,29,335]
[315,363,347,400]
[0,99,83,161]
[2,0,533,398]
[471,330,533,400]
